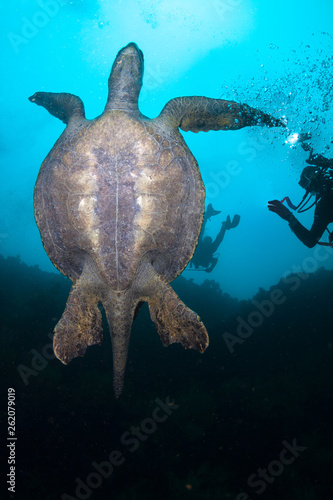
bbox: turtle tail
[102,292,138,398]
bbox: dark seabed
[1,254,333,500]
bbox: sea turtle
[29,42,284,397]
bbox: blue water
[1,0,333,298]
[2,3,333,499]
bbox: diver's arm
[268,199,328,248]
[210,223,228,254]
[287,214,327,248]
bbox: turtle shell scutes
[35,110,205,290]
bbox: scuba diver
[190,203,241,272]
[268,136,333,248]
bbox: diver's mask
[281,167,322,213]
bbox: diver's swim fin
[206,203,221,220]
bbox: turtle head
[105,42,144,113]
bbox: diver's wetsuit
[289,193,333,247]
[191,224,227,270]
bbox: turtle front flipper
[29,92,86,125]
[147,278,209,353]
[156,96,285,132]
[53,279,103,364]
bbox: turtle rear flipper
[53,279,103,364]
[147,280,209,353]
[29,92,86,125]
